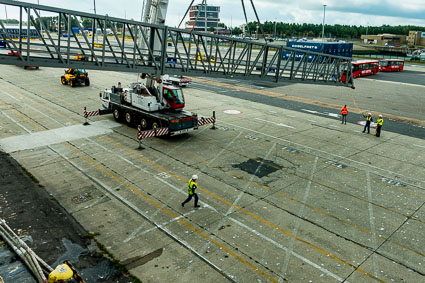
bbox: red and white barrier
[137,127,169,140]
[197,116,215,127]
[83,107,100,118]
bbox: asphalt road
[192,79,425,140]
[363,69,425,86]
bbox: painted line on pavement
[217,120,425,186]
[255,117,296,129]
[366,171,380,278]
[280,156,318,280]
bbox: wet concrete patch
[233,158,283,178]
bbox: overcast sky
[3,0,425,28]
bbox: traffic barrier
[137,126,170,149]
[198,111,216,129]
[83,106,100,125]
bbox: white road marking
[359,78,425,88]
[218,120,425,185]
[0,110,32,134]
[48,144,231,280]
[280,156,318,280]
[1,110,347,281]
[0,120,120,153]
[255,117,296,129]
[366,171,380,278]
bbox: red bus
[340,60,379,83]
[351,60,379,78]
[379,59,404,72]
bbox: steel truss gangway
[0,0,354,87]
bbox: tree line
[2,18,424,39]
[233,22,425,39]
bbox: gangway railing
[0,0,354,87]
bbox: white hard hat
[192,175,198,180]
[368,113,371,115]
[379,114,382,117]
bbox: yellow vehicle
[94,42,103,48]
[74,53,88,61]
[193,52,215,63]
[61,68,90,87]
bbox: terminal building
[185,3,222,33]
[361,34,407,45]
[408,31,425,46]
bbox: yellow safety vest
[188,179,197,195]
[366,116,372,121]
[377,118,383,126]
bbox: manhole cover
[72,192,93,204]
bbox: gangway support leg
[211,111,216,130]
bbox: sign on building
[421,32,425,38]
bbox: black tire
[389,69,392,72]
[113,107,122,122]
[24,66,27,69]
[70,79,75,87]
[125,111,133,125]
[61,76,67,85]
[151,120,159,129]
[36,66,39,70]
[85,78,90,86]
[140,118,148,129]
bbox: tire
[358,73,361,77]
[113,107,121,122]
[61,76,67,85]
[140,118,148,129]
[151,120,159,129]
[389,69,392,72]
[70,79,75,87]
[85,78,90,86]
[125,112,132,125]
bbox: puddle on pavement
[53,238,120,282]
[233,158,283,178]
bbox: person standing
[182,175,200,208]
[375,115,383,137]
[362,113,373,134]
[341,105,348,124]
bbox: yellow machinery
[74,53,88,61]
[47,260,85,283]
[61,68,90,87]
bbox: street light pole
[93,0,98,43]
[321,4,326,41]
[274,20,277,39]
[37,0,43,37]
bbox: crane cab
[162,85,185,110]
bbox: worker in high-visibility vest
[375,115,383,137]
[341,105,348,124]
[362,113,373,134]
[182,175,200,208]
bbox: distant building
[185,3,220,32]
[361,34,407,45]
[408,31,425,46]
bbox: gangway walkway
[0,0,354,87]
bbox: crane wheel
[125,112,132,125]
[140,118,148,129]
[152,121,159,129]
[113,107,121,122]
